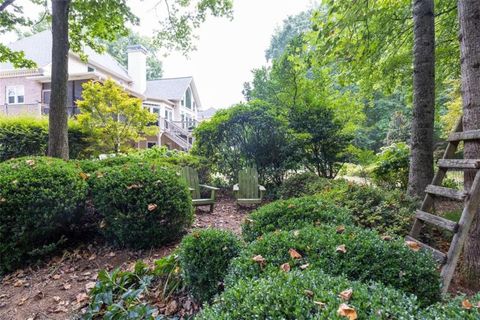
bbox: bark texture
[459,0,480,287]
[48,0,71,159]
[407,0,436,199]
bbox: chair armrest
[233,184,239,192]
[188,187,195,192]
[259,185,266,191]
[200,184,220,191]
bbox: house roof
[0,30,131,80]
[145,77,193,101]
[198,107,217,119]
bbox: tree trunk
[459,0,480,288]
[407,0,436,199]
[48,0,71,159]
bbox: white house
[0,30,201,150]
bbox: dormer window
[87,65,95,72]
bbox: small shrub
[279,172,332,199]
[198,269,420,319]
[242,196,352,242]
[371,142,410,190]
[323,182,417,235]
[179,229,242,303]
[91,162,193,248]
[421,294,480,319]
[0,157,88,274]
[228,225,441,305]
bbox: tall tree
[48,0,70,159]
[459,0,480,287]
[407,0,436,198]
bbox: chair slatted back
[181,166,201,199]
[238,167,259,199]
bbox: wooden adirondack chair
[181,166,219,212]
[233,167,266,205]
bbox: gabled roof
[198,107,217,119]
[0,30,131,80]
[145,77,193,101]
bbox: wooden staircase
[408,117,480,294]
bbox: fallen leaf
[52,274,61,280]
[13,279,24,287]
[293,230,300,237]
[79,172,88,180]
[280,263,291,272]
[300,263,310,270]
[165,300,178,316]
[88,254,96,261]
[108,252,116,257]
[406,240,421,252]
[63,283,71,290]
[76,293,89,304]
[336,225,346,234]
[17,297,28,306]
[314,301,326,308]
[148,203,158,212]
[336,244,347,254]
[339,289,353,301]
[85,282,96,291]
[252,255,266,266]
[462,299,473,310]
[381,235,392,241]
[127,184,143,190]
[25,159,35,166]
[0,197,6,203]
[289,248,302,259]
[304,290,314,298]
[287,204,295,209]
[245,218,254,224]
[53,296,61,302]
[337,303,358,320]
[53,306,68,313]
[33,290,44,300]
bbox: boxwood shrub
[279,172,337,199]
[198,269,421,319]
[228,225,441,305]
[91,162,193,249]
[421,294,480,319]
[178,229,242,303]
[242,196,352,242]
[0,157,88,274]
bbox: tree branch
[0,0,15,12]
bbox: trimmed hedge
[228,225,441,305]
[198,269,421,319]
[323,182,417,235]
[90,162,193,249]
[178,229,242,303]
[421,294,480,319]
[242,196,352,242]
[0,157,88,274]
[0,116,93,161]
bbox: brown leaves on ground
[280,263,291,272]
[300,263,309,270]
[462,299,473,310]
[337,303,358,320]
[405,240,421,252]
[336,225,346,234]
[288,248,302,259]
[148,204,158,212]
[336,245,347,254]
[252,255,266,267]
[339,289,353,301]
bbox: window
[185,87,192,109]
[42,90,51,105]
[147,142,157,149]
[87,65,95,72]
[6,85,25,104]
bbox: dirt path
[0,193,252,320]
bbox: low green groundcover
[228,225,441,305]
[242,195,352,242]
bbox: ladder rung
[415,210,459,232]
[425,185,467,200]
[438,159,480,170]
[448,130,480,142]
[405,236,447,264]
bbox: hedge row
[230,225,441,305]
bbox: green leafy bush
[421,294,480,319]
[0,116,93,161]
[91,162,193,249]
[242,196,352,242]
[179,229,242,303]
[83,261,158,319]
[228,225,441,305]
[323,182,417,235]
[0,157,88,274]
[371,142,410,190]
[279,172,333,199]
[198,269,420,319]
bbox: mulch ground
[0,193,253,320]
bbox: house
[197,107,217,122]
[0,30,201,150]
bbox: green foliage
[228,225,441,305]
[90,162,193,249]
[0,116,94,161]
[421,294,480,319]
[77,79,158,154]
[371,142,410,190]
[178,229,242,302]
[242,196,352,242]
[198,269,421,319]
[83,261,159,320]
[0,157,88,274]
[193,101,300,186]
[324,182,417,235]
[279,172,333,199]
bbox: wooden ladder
[408,117,480,294]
